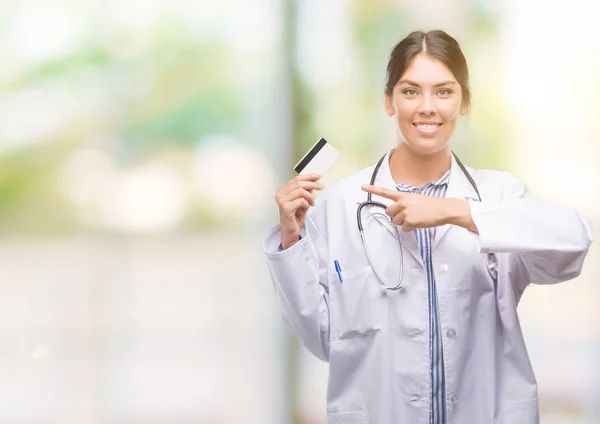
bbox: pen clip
[334,260,343,283]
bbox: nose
[418,94,436,115]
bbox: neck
[389,143,452,188]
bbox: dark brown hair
[385,30,471,109]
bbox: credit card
[294,137,340,175]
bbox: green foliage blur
[0,1,512,236]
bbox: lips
[413,122,442,136]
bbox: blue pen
[334,260,343,283]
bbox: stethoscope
[357,151,498,292]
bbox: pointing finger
[361,185,400,201]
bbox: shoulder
[472,167,525,187]
[469,167,529,200]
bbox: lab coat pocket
[330,266,383,341]
[327,410,370,423]
[497,398,539,424]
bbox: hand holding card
[275,137,339,248]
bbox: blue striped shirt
[396,169,450,424]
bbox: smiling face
[385,53,469,156]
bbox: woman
[263,30,593,424]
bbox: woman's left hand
[361,184,476,232]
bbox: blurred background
[0,0,598,423]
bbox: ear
[384,91,395,116]
[459,101,470,116]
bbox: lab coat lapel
[369,150,422,264]
[433,152,479,250]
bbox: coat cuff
[278,235,302,251]
[263,225,307,255]
[468,199,499,253]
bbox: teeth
[416,124,439,129]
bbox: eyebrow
[398,80,456,88]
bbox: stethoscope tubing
[357,151,497,291]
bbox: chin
[403,138,447,156]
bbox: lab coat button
[438,263,449,273]
[409,394,421,403]
[449,394,458,404]
[446,328,457,339]
[408,328,423,337]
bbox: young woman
[263,30,593,424]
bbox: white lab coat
[263,150,593,424]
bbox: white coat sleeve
[469,174,593,286]
[263,206,331,362]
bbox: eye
[437,88,453,96]
[403,88,418,96]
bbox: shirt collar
[396,169,451,192]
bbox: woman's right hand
[275,174,324,249]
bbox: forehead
[399,53,457,85]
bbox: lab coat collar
[433,152,479,250]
